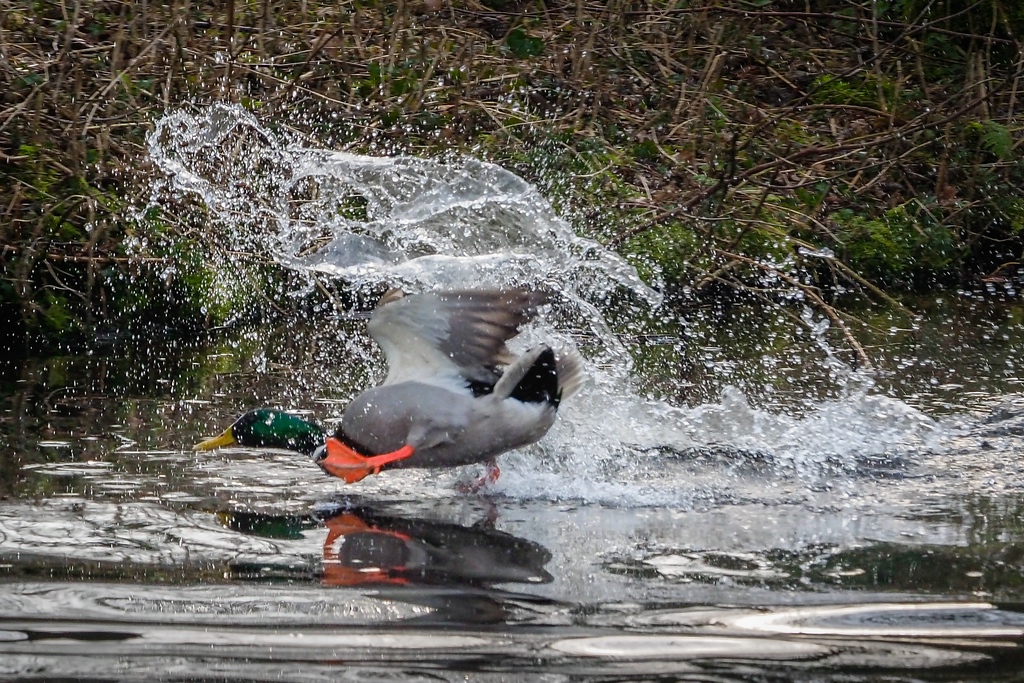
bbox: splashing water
[149,104,944,505]
[148,104,654,304]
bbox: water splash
[148,104,655,305]
[149,104,945,506]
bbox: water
[4,104,1024,680]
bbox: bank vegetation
[2,0,1023,358]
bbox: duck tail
[554,347,585,401]
[493,345,559,405]
[493,345,586,408]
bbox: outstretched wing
[367,289,549,386]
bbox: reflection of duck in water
[196,289,583,486]
[221,503,553,589]
[319,506,553,588]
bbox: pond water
[3,105,1024,681]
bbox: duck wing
[367,289,549,385]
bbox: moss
[831,206,956,286]
[620,220,702,285]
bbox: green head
[194,409,326,456]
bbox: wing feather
[367,289,549,385]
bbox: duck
[194,288,583,485]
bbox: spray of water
[149,104,944,505]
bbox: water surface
[4,105,1024,681]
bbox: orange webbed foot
[457,459,501,493]
[319,438,415,484]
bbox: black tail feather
[509,346,561,408]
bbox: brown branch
[1,244,170,264]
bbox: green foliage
[969,120,1015,160]
[795,183,831,211]
[631,139,660,162]
[811,74,896,109]
[357,60,425,99]
[40,291,72,334]
[113,209,283,329]
[506,28,544,58]
[774,120,811,144]
[6,0,1024,352]
[831,206,956,285]
[1000,198,1024,235]
[620,220,701,284]
[895,1,1024,57]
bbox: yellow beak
[194,427,236,451]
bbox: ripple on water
[0,586,1012,676]
[627,602,1024,639]
[549,634,829,659]
[22,461,114,476]
[0,583,433,625]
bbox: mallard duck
[195,288,583,484]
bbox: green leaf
[981,121,1014,160]
[506,28,544,58]
[631,139,659,161]
[367,62,382,85]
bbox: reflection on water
[222,503,552,588]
